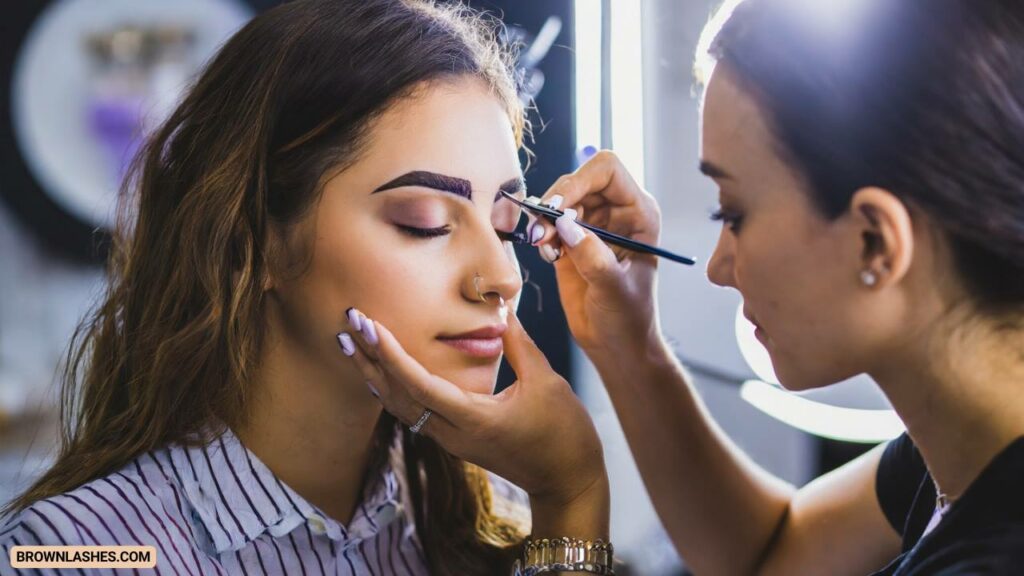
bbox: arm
[594,340,900,575]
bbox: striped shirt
[0,425,443,575]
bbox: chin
[434,363,500,395]
[775,364,859,392]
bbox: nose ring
[473,273,489,302]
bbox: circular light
[11,0,252,230]
[740,380,904,444]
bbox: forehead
[700,64,781,180]
[355,78,521,191]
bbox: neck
[235,322,382,524]
[873,316,1024,502]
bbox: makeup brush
[497,190,697,266]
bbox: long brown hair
[4,0,529,571]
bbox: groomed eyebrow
[699,160,733,180]
[496,177,526,201]
[372,170,526,203]
[373,171,472,199]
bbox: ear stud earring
[860,269,878,287]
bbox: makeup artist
[344,0,1024,574]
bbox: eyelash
[396,224,529,245]
[396,224,451,238]
[710,208,744,232]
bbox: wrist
[529,472,610,540]
[588,329,674,379]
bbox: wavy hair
[3,1,530,572]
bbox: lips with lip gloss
[437,325,507,358]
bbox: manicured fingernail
[525,196,543,205]
[556,208,585,247]
[529,221,545,244]
[539,244,561,263]
[366,381,380,398]
[337,333,355,356]
[346,307,362,331]
[362,318,379,346]
[546,194,564,210]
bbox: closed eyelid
[382,197,448,220]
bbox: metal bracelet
[514,561,615,575]
[512,537,615,575]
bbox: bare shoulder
[759,441,902,576]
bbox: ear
[849,187,914,288]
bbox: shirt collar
[168,424,403,554]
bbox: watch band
[512,537,614,575]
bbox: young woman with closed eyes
[0,1,608,574]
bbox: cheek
[274,223,445,350]
[739,230,865,389]
[328,237,446,339]
[733,228,799,315]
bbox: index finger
[501,311,554,380]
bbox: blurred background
[0,1,901,573]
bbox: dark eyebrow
[699,160,733,180]
[372,171,473,200]
[495,177,526,201]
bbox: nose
[464,227,523,305]
[706,228,737,288]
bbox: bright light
[609,0,645,186]
[741,380,905,444]
[573,0,602,160]
[695,0,744,85]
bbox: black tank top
[870,433,1024,575]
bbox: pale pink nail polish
[529,221,545,244]
[540,244,561,263]
[346,307,362,331]
[337,333,355,356]
[363,318,379,346]
[547,194,564,210]
[556,208,585,247]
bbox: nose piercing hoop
[473,273,488,302]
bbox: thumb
[555,209,622,289]
[502,311,553,379]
